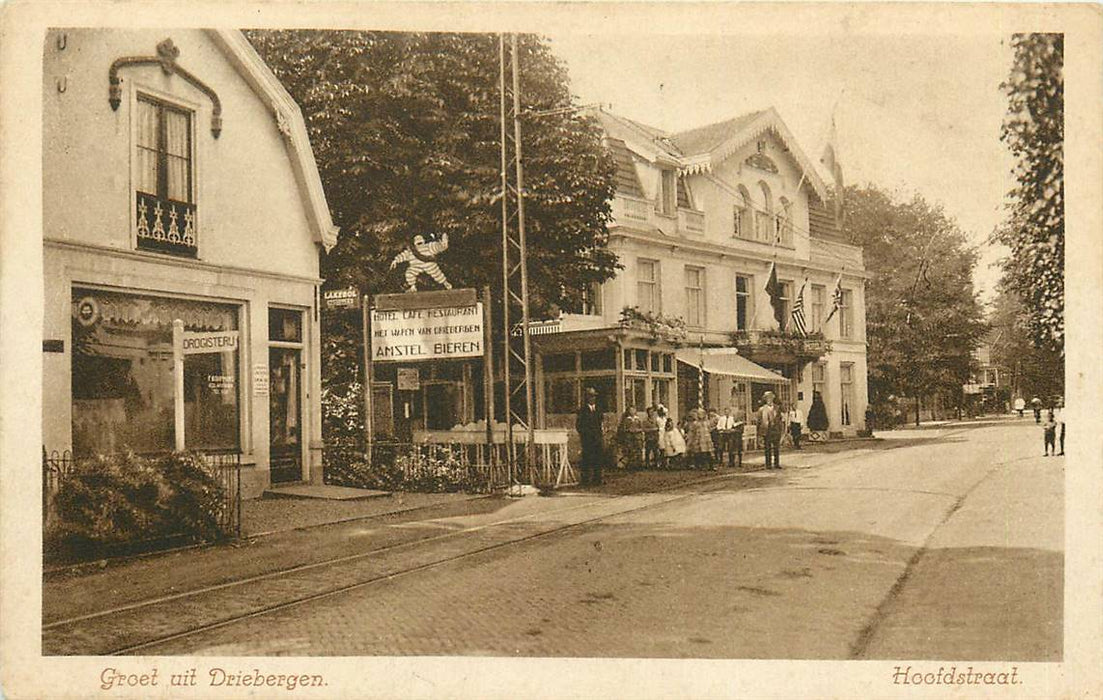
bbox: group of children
[615,404,745,471]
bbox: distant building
[536,108,870,438]
[42,29,338,496]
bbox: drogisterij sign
[371,303,483,361]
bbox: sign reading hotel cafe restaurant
[41,29,338,497]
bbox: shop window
[134,95,197,257]
[581,376,616,413]
[544,352,576,373]
[650,352,660,372]
[625,378,647,412]
[71,288,239,457]
[662,353,673,373]
[652,378,671,408]
[269,307,302,342]
[623,348,633,371]
[546,377,579,414]
[634,349,648,372]
[581,348,615,371]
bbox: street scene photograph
[2,3,1096,697]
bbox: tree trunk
[915,396,921,426]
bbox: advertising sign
[397,367,420,391]
[181,330,239,354]
[371,303,483,362]
[324,287,360,310]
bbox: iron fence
[42,446,242,540]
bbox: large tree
[246,31,619,440]
[837,185,988,423]
[989,280,1064,402]
[994,33,1063,353]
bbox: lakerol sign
[371,304,483,361]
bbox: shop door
[269,347,302,483]
[423,382,463,430]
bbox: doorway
[269,346,302,483]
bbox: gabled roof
[667,110,765,155]
[207,30,339,251]
[596,107,829,202]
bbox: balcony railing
[136,192,197,257]
[612,195,707,237]
[678,207,705,234]
[731,329,831,364]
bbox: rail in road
[43,471,760,656]
[44,429,973,657]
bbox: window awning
[675,349,786,383]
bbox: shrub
[323,441,488,494]
[46,451,230,559]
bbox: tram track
[44,470,761,656]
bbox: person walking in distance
[1053,398,1065,455]
[576,387,604,486]
[715,406,736,468]
[1031,396,1042,423]
[787,403,804,450]
[1042,409,1057,456]
[757,391,782,469]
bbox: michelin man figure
[389,233,453,293]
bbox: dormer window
[135,94,197,257]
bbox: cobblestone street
[44,419,1062,661]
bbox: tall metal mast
[499,34,536,491]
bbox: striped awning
[675,348,786,383]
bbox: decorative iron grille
[135,192,197,257]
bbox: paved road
[115,421,1065,659]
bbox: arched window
[733,185,753,240]
[778,196,794,246]
[756,182,773,242]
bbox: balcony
[731,329,831,365]
[611,195,707,238]
[136,192,197,257]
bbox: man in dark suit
[576,387,604,486]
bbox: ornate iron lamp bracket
[108,38,222,138]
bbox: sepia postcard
[2,1,1101,698]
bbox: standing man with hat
[757,391,783,469]
[576,387,605,486]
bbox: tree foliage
[246,31,618,308]
[994,33,1063,353]
[837,185,988,416]
[246,31,620,427]
[988,280,1064,402]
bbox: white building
[535,108,869,438]
[41,29,338,497]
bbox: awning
[675,349,786,384]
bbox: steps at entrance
[263,484,392,501]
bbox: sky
[547,32,1017,303]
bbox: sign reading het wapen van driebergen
[371,303,483,361]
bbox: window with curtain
[135,95,196,256]
[811,284,826,332]
[659,169,677,215]
[684,266,705,327]
[735,274,753,330]
[778,198,794,246]
[839,289,854,338]
[637,259,660,314]
[733,186,753,239]
[778,280,793,332]
[756,181,773,242]
[136,95,193,203]
[840,363,854,426]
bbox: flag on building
[791,280,808,336]
[823,274,844,325]
[765,262,785,330]
[820,115,845,223]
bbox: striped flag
[823,274,844,325]
[791,280,808,336]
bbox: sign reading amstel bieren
[371,303,484,361]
